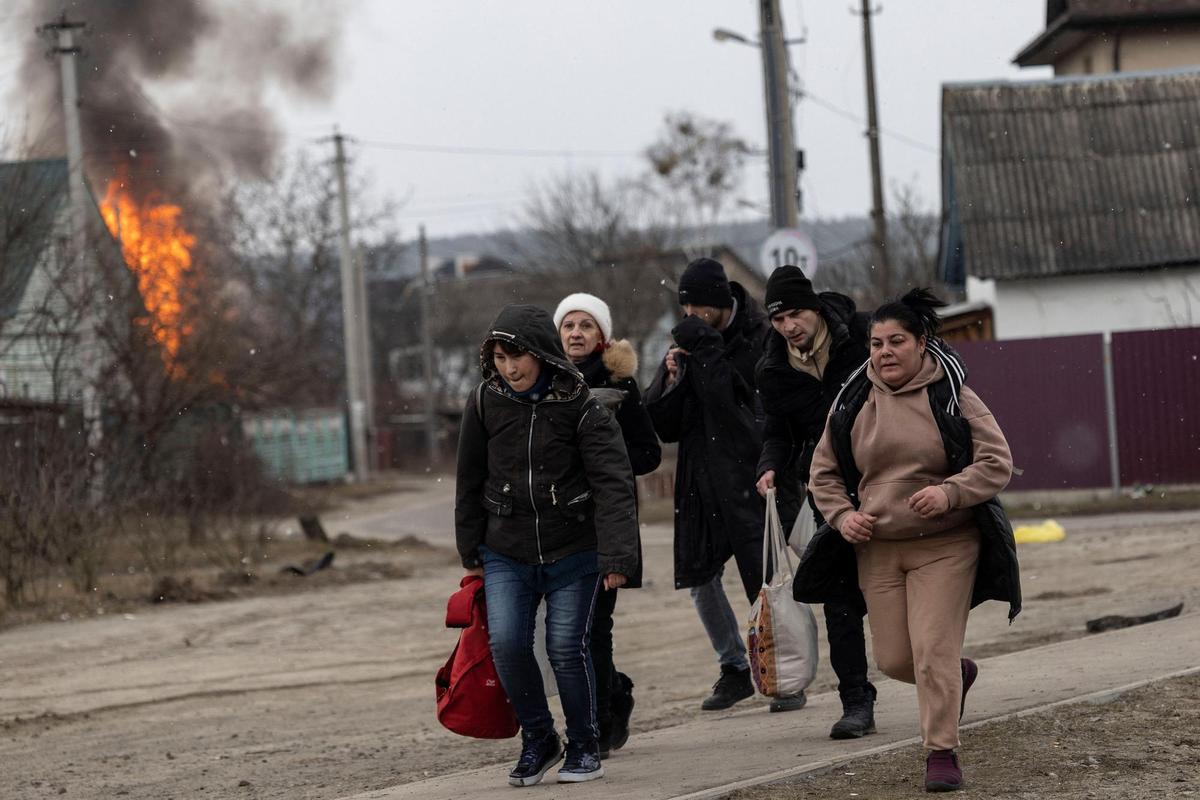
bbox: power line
[797,88,939,155]
[355,138,641,159]
[818,236,869,261]
[76,105,643,161]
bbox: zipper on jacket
[527,407,544,563]
[550,483,557,506]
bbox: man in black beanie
[676,256,735,312]
[754,264,879,737]
[644,257,778,712]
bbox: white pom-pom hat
[553,293,613,343]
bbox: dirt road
[2,506,1197,799]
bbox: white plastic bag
[747,489,819,698]
[788,492,818,559]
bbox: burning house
[0,157,136,405]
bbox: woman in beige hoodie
[809,289,1013,793]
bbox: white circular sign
[760,228,818,279]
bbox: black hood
[816,291,858,336]
[763,290,858,365]
[727,281,767,341]
[478,304,585,392]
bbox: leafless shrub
[0,409,105,610]
[818,181,959,308]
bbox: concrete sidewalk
[341,612,1200,800]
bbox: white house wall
[985,267,1200,339]
[0,210,89,403]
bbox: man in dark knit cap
[754,263,879,738]
[645,257,791,712]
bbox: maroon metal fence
[957,334,1112,491]
[955,327,1200,490]
[1111,327,1200,486]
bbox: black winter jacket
[755,292,869,488]
[455,305,641,584]
[575,341,662,478]
[792,345,1022,622]
[644,282,770,589]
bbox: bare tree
[817,181,951,308]
[510,171,680,364]
[644,111,751,256]
[218,153,399,408]
[515,172,671,273]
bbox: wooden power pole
[331,131,370,481]
[418,226,437,466]
[758,0,799,230]
[859,0,892,297]
[41,13,105,501]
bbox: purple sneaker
[960,658,978,721]
[925,749,963,792]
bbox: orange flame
[99,179,196,360]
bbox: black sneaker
[507,729,563,787]
[700,664,755,711]
[768,691,807,713]
[830,684,877,739]
[557,739,604,783]
[608,672,635,752]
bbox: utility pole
[418,226,437,466]
[353,244,375,445]
[859,0,892,297]
[331,131,369,482]
[41,13,104,500]
[758,0,799,230]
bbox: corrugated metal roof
[0,159,68,323]
[940,70,1200,283]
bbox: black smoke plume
[14,0,348,208]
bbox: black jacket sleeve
[671,316,758,421]
[454,387,489,569]
[757,410,795,478]
[575,397,640,579]
[643,357,687,443]
[613,377,662,476]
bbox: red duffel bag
[435,575,519,739]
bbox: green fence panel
[242,409,348,484]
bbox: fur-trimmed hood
[601,339,638,381]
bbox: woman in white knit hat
[553,292,661,760]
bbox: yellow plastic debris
[1013,519,1066,544]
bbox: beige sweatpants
[856,528,980,750]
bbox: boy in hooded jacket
[456,304,640,787]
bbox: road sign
[760,228,818,278]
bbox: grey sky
[3,1,1052,239]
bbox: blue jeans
[690,567,749,670]
[480,546,602,744]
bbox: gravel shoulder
[730,672,1200,800]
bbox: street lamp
[711,27,807,47]
[713,6,804,229]
[713,27,756,46]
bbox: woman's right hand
[464,567,484,577]
[840,511,876,544]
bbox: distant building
[1015,0,1200,75]
[938,69,1200,339]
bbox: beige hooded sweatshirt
[809,355,1013,540]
